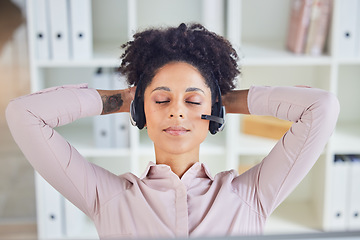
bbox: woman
[6,23,339,239]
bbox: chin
[155,136,208,156]
[149,127,209,155]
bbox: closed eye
[186,101,201,105]
[155,100,170,104]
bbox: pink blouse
[5,84,339,239]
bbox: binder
[33,0,50,60]
[226,0,241,51]
[64,198,97,238]
[36,174,64,238]
[337,0,358,57]
[356,3,360,57]
[201,0,225,36]
[286,0,314,54]
[305,0,332,55]
[330,155,349,231]
[69,0,92,59]
[113,71,130,148]
[48,0,70,60]
[93,68,113,148]
[348,155,360,230]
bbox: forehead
[149,62,209,90]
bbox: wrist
[222,89,250,114]
[97,88,134,115]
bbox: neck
[154,146,200,178]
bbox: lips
[163,126,189,136]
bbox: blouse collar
[140,161,214,185]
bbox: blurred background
[0,0,359,239]
[0,0,36,238]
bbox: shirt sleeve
[5,83,120,218]
[231,86,340,217]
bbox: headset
[130,74,226,135]
[201,80,226,134]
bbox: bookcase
[25,0,360,239]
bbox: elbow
[6,100,19,123]
[5,100,22,129]
[310,91,340,130]
[317,91,340,118]
[5,99,31,132]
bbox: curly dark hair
[118,23,240,101]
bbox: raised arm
[230,86,340,217]
[5,83,134,218]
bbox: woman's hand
[97,86,136,115]
[222,89,250,114]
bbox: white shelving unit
[26,0,360,239]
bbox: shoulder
[213,169,239,184]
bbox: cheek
[143,104,161,141]
[197,124,210,143]
[189,111,211,139]
[144,104,158,129]
[198,105,212,139]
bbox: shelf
[337,58,360,65]
[241,41,332,66]
[35,42,123,68]
[33,41,336,69]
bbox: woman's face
[144,62,212,155]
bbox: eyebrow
[185,87,205,94]
[151,86,170,93]
[151,86,205,94]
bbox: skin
[143,62,213,177]
[97,61,250,178]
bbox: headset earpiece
[129,78,146,129]
[208,102,226,135]
[207,77,226,135]
[129,97,146,129]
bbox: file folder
[348,155,360,230]
[36,174,64,238]
[64,198,97,238]
[69,0,92,59]
[201,0,224,36]
[357,3,360,57]
[114,113,130,149]
[48,0,70,60]
[330,155,349,231]
[93,68,113,148]
[337,0,358,57]
[33,0,50,60]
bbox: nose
[170,114,183,118]
[169,100,184,119]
